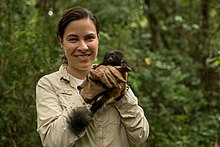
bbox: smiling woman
[36,6,149,147]
[58,18,99,79]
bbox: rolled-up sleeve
[114,87,149,144]
[36,76,85,147]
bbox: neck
[66,66,89,80]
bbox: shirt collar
[59,64,83,89]
[59,64,70,82]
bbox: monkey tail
[67,106,92,136]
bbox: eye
[69,38,78,43]
[85,35,95,41]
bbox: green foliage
[1,0,220,146]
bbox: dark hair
[56,6,100,39]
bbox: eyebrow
[67,33,96,38]
[86,33,96,37]
[66,34,77,38]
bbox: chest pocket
[57,89,83,110]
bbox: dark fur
[67,106,92,135]
[67,50,131,135]
[100,50,130,68]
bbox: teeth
[75,54,90,57]
[75,54,91,59]
[79,56,87,58]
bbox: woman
[36,6,149,147]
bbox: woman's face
[59,18,99,75]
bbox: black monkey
[100,50,130,68]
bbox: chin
[79,64,93,71]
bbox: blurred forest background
[0,0,220,146]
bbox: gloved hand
[90,65,127,104]
[78,65,130,112]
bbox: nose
[78,40,89,51]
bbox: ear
[97,33,100,45]
[97,33,100,40]
[58,36,63,48]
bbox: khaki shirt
[36,65,149,147]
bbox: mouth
[74,54,91,59]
